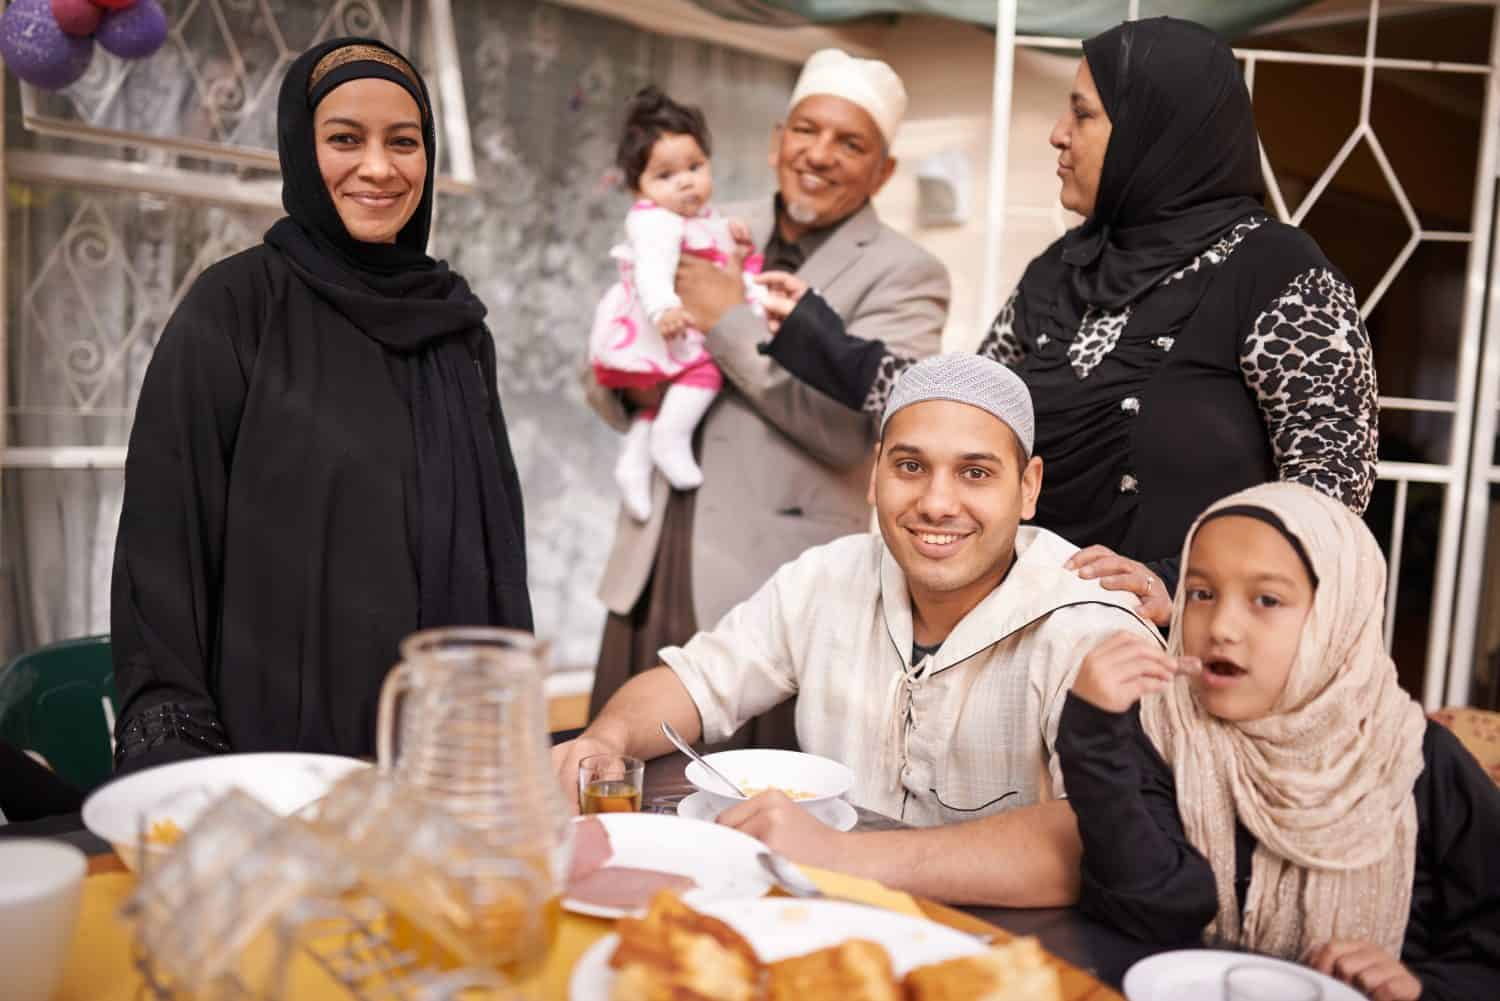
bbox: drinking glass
[0,840,85,1001]
[579,754,645,813]
[1223,961,1323,1001]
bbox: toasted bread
[903,937,1061,1001]
[608,891,760,1001]
[766,938,901,1001]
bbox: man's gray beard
[784,198,820,226]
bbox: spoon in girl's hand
[1175,656,1204,677]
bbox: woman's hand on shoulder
[1303,941,1422,1001]
[1066,545,1173,626]
[1072,631,1199,714]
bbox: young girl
[1058,482,1500,1001]
[590,87,762,522]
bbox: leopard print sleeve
[1240,268,1378,513]
[859,352,916,414]
[978,289,1026,367]
[858,289,1026,414]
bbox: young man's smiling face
[871,400,1042,609]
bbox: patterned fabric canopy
[691,0,1316,39]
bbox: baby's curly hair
[615,86,712,192]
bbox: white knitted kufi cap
[788,48,907,146]
[881,353,1036,457]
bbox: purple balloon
[0,0,93,90]
[97,0,166,60]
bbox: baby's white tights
[614,383,718,522]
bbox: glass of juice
[579,754,644,813]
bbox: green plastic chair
[0,635,117,794]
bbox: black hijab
[1007,18,1273,570]
[1022,17,1265,343]
[264,37,532,633]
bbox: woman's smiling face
[1180,515,1316,722]
[314,77,427,244]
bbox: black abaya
[112,38,531,771]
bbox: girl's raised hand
[1303,941,1422,1001]
[1072,631,1200,714]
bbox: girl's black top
[1057,694,1500,1001]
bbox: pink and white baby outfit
[590,200,764,522]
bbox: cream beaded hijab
[1141,482,1427,959]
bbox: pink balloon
[91,0,138,10]
[0,0,93,90]
[51,0,102,37]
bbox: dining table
[12,749,1160,1001]
[640,751,1154,998]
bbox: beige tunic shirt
[662,527,1163,827]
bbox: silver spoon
[757,849,828,899]
[660,721,748,799]
[756,851,998,944]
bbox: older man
[560,356,1165,907]
[586,50,950,748]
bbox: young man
[559,355,1162,906]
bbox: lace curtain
[2,0,796,668]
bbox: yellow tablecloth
[57,866,921,1000]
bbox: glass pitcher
[376,627,572,977]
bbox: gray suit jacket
[585,197,948,629]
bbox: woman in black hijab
[760,17,1377,623]
[111,38,532,773]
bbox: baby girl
[589,87,762,522]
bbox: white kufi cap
[788,48,907,146]
[881,353,1036,457]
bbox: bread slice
[608,891,760,1001]
[766,938,901,1001]
[903,937,1061,1001]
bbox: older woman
[111,38,531,773]
[760,17,1376,624]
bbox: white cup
[0,839,87,1001]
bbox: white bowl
[82,752,370,871]
[0,840,86,1001]
[684,748,853,812]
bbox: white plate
[1124,949,1365,1001]
[563,813,774,919]
[675,790,858,832]
[82,752,369,871]
[569,897,986,999]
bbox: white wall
[872,18,1082,350]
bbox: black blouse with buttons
[763,216,1377,588]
